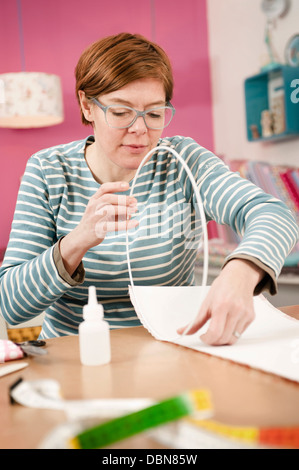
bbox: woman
[0,33,297,344]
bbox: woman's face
[81,78,166,180]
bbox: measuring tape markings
[189,418,299,448]
[69,389,212,449]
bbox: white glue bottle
[79,285,111,366]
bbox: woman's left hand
[177,259,265,345]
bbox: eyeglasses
[90,97,175,130]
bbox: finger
[177,292,216,336]
[199,307,227,345]
[95,218,139,237]
[95,203,137,219]
[201,304,255,346]
[94,193,137,208]
[206,310,240,346]
[94,195,137,217]
[229,311,255,344]
[177,308,210,336]
[93,181,131,199]
[115,219,139,232]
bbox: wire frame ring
[125,145,209,336]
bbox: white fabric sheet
[129,285,299,383]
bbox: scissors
[15,340,47,357]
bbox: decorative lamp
[0,72,64,128]
[260,0,290,71]
[0,0,64,128]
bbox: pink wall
[0,0,214,248]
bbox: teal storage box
[245,65,299,142]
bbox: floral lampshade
[0,72,64,128]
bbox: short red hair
[75,33,174,126]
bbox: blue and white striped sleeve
[175,137,299,294]
[0,154,82,326]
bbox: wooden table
[1,326,299,449]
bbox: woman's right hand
[59,181,138,276]
[78,181,138,248]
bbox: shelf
[244,65,299,142]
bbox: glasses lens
[106,105,135,128]
[145,106,174,129]
[104,104,174,129]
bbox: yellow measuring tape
[189,418,299,448]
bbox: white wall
[207,0,299,167]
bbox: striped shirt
[0,135,297,338]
